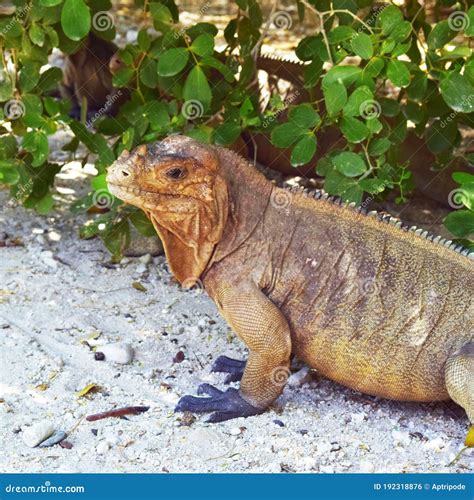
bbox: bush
[0,0,473,258]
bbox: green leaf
[0,160,21,184]
[365,57,384,78]
[201,55,234,82]
[112,67,134,87]
[0,71,14,101]
[333,152,367,177]
[19,61,40,92]
[323,81,347,115]
[444,210,474,238]
[271,122,304,148]
[22,130,48,167]
[140,58,158,87]
[288,104,321,128]
[149,2,173,28]
[440,73,474,114]
[386,60,410,88]
[40,0,63,5]
[129,210,156,237]
[328,26,356,44]
[340,116,369,143]
[157,48,189,76]
[379,5,403,35]
[368,138,391,156]
[427,20,456,50]
[36,192,54,214]
[183,66,212,110]
[137,28,151,51]
[101,219,131,260]
[343,86,373,117]
[29,24,45,46]
[407,71,427,101]
[190,34,214,57]
[351,33,373,60]
[359,178,387,194]
[389,21,411,43]
[290,135,317,166]
[61,0,91,41]
[425,118,457,154]
[322,66,362,89]
[214,122,241,145]
[466,7,474,37]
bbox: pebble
[392,430,410,447]
[230,427,241,436]
[135,263,147,275]
[38,430,67,447]
[99,343,134,364]
[425,437,445,452]
[22,422,55,448]
[287,367,312,387]
[139,254,152,264]
[96,441,110,455]
[273,419,285,427]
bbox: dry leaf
[132,281,147,292]
[76,383,100,398]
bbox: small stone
[59,440,73,450]
[230,427,241,436]
[96,441,110,455]
[100,342,134,364]
[94,352,105,361]
[178,412,196,427]
[425,437,445,452]
[22,422,55,448]
[287,367,312,387]
[138,253,152,264]
[173,351,185,363]
[135,263,147,275]
[273,419,285,427]
[392,430,410,446]
[91,429,98,436]
[38,430,67,447]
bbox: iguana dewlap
[107,136,474,426]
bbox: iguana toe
[211,355,246,383]
[175,386,263,422]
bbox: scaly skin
[107,136,473,427]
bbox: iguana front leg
[175,284,292,422]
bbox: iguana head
[107,135,228,285]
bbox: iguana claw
[211,355,246,383]
[175,385,263,423]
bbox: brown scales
[107,135,473,431]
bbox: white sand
[0,170,472,474]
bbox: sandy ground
[0,162,473,475]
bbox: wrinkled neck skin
[146,164,229,286]
[205,147,273,268]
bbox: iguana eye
[165,167,187,180]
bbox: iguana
[106,135,473,433]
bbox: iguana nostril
[121,169,130,178]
